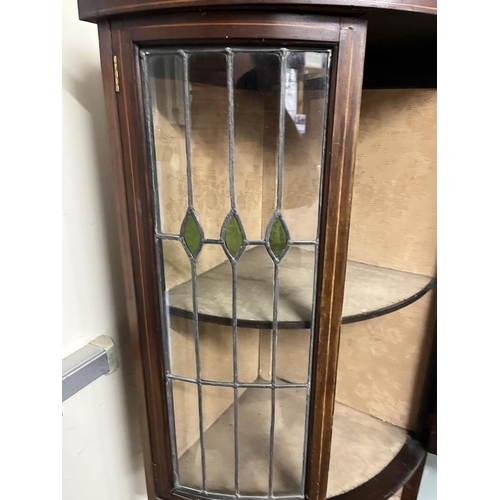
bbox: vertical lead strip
[180,50,194,207]
[181,50,207,492]
[227,49,236,212]
[276,49,288,212]
[269,263,279,496]
[139,51,180,482]
[226,48,240,495]
[269,49,288,496]
[300,51,332,495]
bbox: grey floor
[417,454,437,500]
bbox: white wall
[62,1,148,498]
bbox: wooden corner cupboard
[76,2,437,499]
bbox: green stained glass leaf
[269,216,288,260]
[224,214,244,259]
[182,212,203,258]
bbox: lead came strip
[226,48,240,495]
[166,373,308,389]
[269,49,289,496]
[180,49,207,492]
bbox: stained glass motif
[222,211,245,260]
[266,213,290,261]
[181,210,204,258]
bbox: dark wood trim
[167,277,436,330]
[112,23,175,497]
[332,436,426,500]
[426,328,437,455]
[118,11,342,44]
[78,0,437,23]
[306,17,367,500]
[96,20,156,498]
[399,453,426,500]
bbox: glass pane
[147,54,188,235]
[202,385,235,493]
[162,239,196,379]
[282,52,329,242]
[238,388,272,495]
[189,53,231,240]
[273,388,308,495]
[276,246,315,385]
[173,379,202,488]
[196,245,234,383]
[142,48,331,498]
[234,52,280,242]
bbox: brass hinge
[113,55,120,93]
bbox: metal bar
[226,49,236,211]
[276,49,288,212]
[226,48,239,494]
[180,49,207,491]
[244,239,317,247]
[269,263,280,496]
[246,240,266,246]
[288,240,318,246]
[269,49,287,496]
[191,261,207,491]
[62,337,115,402]
[175,485,303,500]
[180,50,194,207]
[143,47,300,57]
[167,374,308,389]
[232,264,240,495]
[155,233,181,241]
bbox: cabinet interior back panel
[337,89,436,430]
[347,89,437,277]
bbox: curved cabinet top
[78,0,436,23]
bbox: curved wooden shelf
[167,246,435,329]
[176,386,424,497]
[330,436,425,499]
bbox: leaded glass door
[141,48,330,498]
[105,12,367,500]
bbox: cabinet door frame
[97,11,367,500]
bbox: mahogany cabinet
[77,2,437,499]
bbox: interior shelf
[177,387,412,498]
[167,246,435,329]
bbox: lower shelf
[177,386,419,498]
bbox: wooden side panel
[97,21,157,498]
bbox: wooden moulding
[305,17,367,500]
[78,0,437,24]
